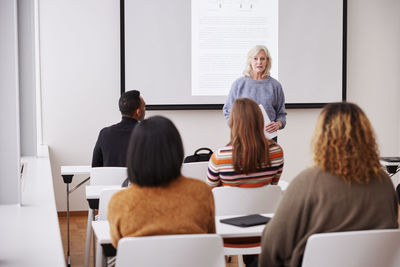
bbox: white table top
[92,213,274,245]
[0,156,65,267]
[61,165,91,175]
[85,185,122,200]
[380,159,400,167]
[92,220,112,244]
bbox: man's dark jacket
[92,117,138,167]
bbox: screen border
[120,0,347,110]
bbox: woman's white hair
[243,45,272,78]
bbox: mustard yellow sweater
[107,176,216,247]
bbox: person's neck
[251,73,266,81]
[122,115,138,121]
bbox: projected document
[191,0,278,96]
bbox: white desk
[92,220,115,267]
[85,185,123,267]
[60,165,91,267]
[61,165,91,176]
[0,154,65,267]
[86,185,122,207]
[92,213,273,266]
[61,167,124,267]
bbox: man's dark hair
[127,116,184,186]
[119,90,141,116]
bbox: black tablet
[220,214,271,227]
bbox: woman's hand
[265,121,282,133]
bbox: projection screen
[122,0,346,109]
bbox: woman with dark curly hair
[259,102,398,267]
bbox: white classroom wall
[37,0,400,211]
[347,0,400,187]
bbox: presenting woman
[107,116,215,248]
[223,45,286,140]
[259,102,398,267]
[208,98,284,188]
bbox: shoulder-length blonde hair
[312,102,382,183]
[243,45,272,79]
[229,98,271,174]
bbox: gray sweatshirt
[223,76,287,128]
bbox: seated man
[92,90,145,167]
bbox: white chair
[115,234,226,267]
[181,161,209,181]
[212,185,282,267]
[84,167,127,267]
[212,185,282,216]
[90,167,128,185]
[98,188,122,220]
[301,229,400,267]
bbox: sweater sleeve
[206,153,221,187]
[274,84,287,128]
[271,144,284,185]
[222,79,238,121]
[259,171,313,267]
[271,165,283,185]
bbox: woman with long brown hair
[259,102,398,267]
[207,98,284,187]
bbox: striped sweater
[207,143,284,187]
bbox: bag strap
[194,147,213,155]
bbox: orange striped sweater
[207,143,284,187]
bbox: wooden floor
[59,213,95,267]
[58,212,239,267]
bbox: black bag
[184,147,213,163]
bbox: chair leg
[84,208,94,267]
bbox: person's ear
[135,108,141,119]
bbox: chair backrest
[115,234,226,267]
[212,185,282,216]
[98,188,122,220]
[301,229,400,267]
[181,162,209,181]
[90,167,127,185]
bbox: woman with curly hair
[259,102,398,267]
